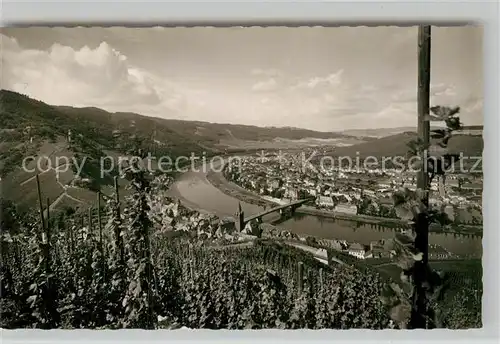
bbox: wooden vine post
[413,24,431,329]
[114,175,121,218]
[46,198,51,236]
[97,192,103,253]
[35,175,51,287]
[297,261,304,295]
[88,207,93,239]
[319,268,324,292]
[113,175,125,265]
[45,197,51,260]
[35,174,46,234]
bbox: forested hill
[0,90,210,210]
[323,131,483,158]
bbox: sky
[1,26,483,131]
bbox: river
[168,164,482,257]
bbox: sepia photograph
[0,25,483,330]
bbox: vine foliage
[383,105,463,328]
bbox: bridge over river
[235,197,314,231]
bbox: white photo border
[1,0,498,343]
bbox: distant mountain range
[338,125,483,138]
[326,131,483,158]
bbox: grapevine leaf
[27,295,37,305]
[394,232,415,246]
[409,158,423,171]
[389,302,411,328]
[430,105,461,120]
[392,189,408,206]
[395,205,414,221]
[414,188,429,202]
[430,129,447,139]
[445,117,462,131]
[428,144,449,158]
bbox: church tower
[235,202,245,232]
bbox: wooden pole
[297,261,304,295]
[45,198,51,254]
[319,268,324,292]
[88,207,93,238]
[35,176,50,284]
[97,192,103,249]
[69,223,74,254]
[114,176,120,207]
[46,197,51,234]
[113,176,124,265]
[308,269,314,294]
[413,24,431,329]
[35,174,45,233]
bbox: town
[223,151,483,225]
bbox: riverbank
[205,163,483,238]
[206,166,274,209]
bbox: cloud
[291,70,344,90]
[1,27,482,131]
[431,83,456,97]
[251,77,278,92]
[285,72,388,122]
[1,34,162,109]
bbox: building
[369,242,393,258]
[428,245,451,260]
[364,189,376,197]
[462,182,483,191]
[334,203,358,215]
[235,202,245,232]
[285,187,299,200]
[444,205,455,222]
[318,239,342,251]
[317,195,334,208]
[347,243,367,259]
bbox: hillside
[0,90,210,211]
[158,120,370,148]
[339,127,419,138]
[339,126,484,139]
[0,90,208,165]
[324,131,484,159]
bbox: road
[283,240,346,266]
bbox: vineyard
[0,172,395,329]
[429,260,482,329]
